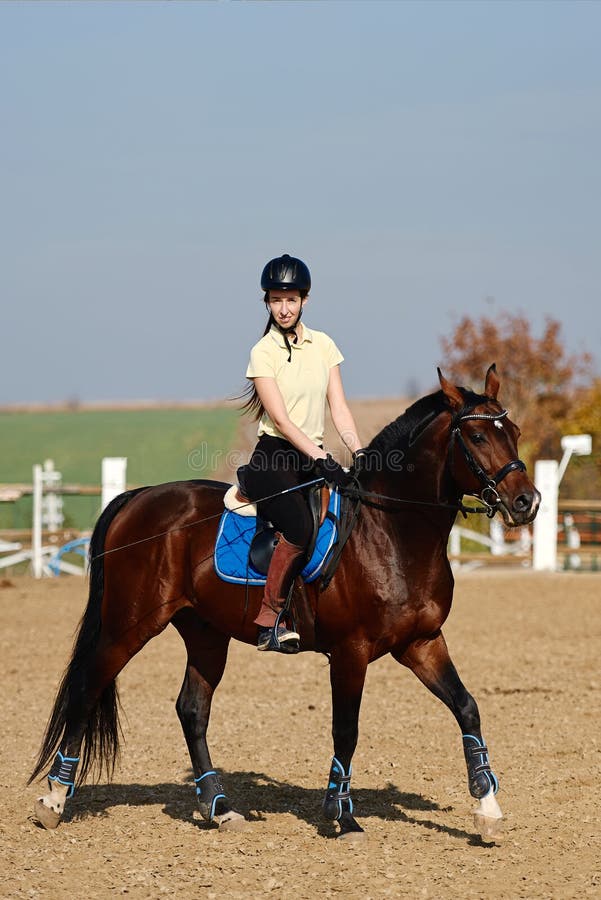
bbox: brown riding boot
[254,532,304,651]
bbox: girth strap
[320,488,362,590]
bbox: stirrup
[257,611,300,653]
[257,625,300,653]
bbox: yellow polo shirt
[246,324,344,444]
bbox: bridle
[448,407,527,517]
[350,401,528,519]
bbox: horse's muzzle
[500,487,541,527]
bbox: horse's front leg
[393,632,503,842]
[323,644,369,841]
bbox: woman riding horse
[29,362,540,840]
[243,253,363,651]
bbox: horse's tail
[28,488,146,787]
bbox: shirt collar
[268,323,313,350]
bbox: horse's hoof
[338,829,367,845]
[34,798,62,830]
[474,812,503,842]
[216,811,248,832]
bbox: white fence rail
[449,522,532,569]
[0,458,127,577]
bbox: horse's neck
[361,453,459,539]
[369,472,457,512]
[366,440,454,500]
[358,499,456,588]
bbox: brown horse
[30,366,540,841]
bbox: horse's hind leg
[33,638,132,828]
[171,608,246,832]
[393,632,503,842]
[33,594,185,828]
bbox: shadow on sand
[65,770,488,846]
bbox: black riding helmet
[260,254,311,362]
[260,254,311,293]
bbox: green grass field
[0,407,240,531]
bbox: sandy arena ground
[1,572,599,899]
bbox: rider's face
[267,291,306,329]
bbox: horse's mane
[368,387,484,458]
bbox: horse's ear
[437,367,464,411]
[484,363,500,400]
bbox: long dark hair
[239,291,308,421]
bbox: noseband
[449,408,527,517]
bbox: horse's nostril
[513,493,532,513]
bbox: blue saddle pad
[214,489,341,586]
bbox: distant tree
[563,377,601,436]
[439,312,593,468]
[560,378,601,498]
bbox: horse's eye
[470,433,486,445]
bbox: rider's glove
[314,454,354,489]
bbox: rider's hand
[314,454,354,489]
[351,448,368,475]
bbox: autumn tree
[439,312,593,470]
[560,378,601,498]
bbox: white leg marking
[34,782,70,829]
[473,788,503,841]
[477,789,502,819]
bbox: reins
[344,485,492,518]
[91,400,527,563]
[90,477,325,562]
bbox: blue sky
[1,1,600,404]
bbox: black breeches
[245,436,315,548]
